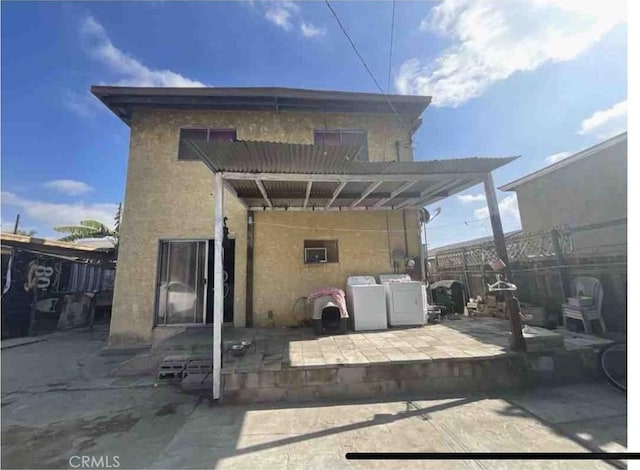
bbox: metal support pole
[483,172,511,280]
[418,212,426,282]
[246,211,254,328]
[551,229,569,301]
[480,253,487,295]
[461,248,471,300]
[213,173,224,400]
[507,292,526,352]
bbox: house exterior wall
[252,210,420,326]
[512,139,627,257]
[109,107,418,345]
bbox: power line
[324,0,406,128]
[387,0,396,94]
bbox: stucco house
[93,86,516,354]
[499,132,627,257]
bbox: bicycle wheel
[599,342,626,393]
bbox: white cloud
[1,191,118,236]
[457,193,486,203]
[261,1,326,38]
[44,180,94,196]
[1,219,16,233]
[80,16,205,87]
[396,0,626,107]
[473,194,521,225]
[264,2,298,31]
[0,218,38,235]
[545,151,572,164]
[578,100,627,139]
[301,22,327,38]
[62,90,104,118]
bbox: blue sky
[1,0,627,248]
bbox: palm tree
[54,203,121,246]
[114,203,122,233]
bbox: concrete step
[220,348,602,404]
[156,355,213,384]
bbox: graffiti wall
[1,248,115,338]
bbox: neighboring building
[93,86,515,347]
[499,132,627,258]
[1,233,116,338]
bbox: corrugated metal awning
[187,140,517,211]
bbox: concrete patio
[214,318,611,372]
[141,317,612,403]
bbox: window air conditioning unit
[304,247,328,264]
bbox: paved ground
[1,328,626,469]
[152,317,611,374]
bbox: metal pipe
[212,173,224,400]
[246,211,254,328]
[417,211,426,282]
[483,172,511,280]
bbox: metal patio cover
[187,140,518,211]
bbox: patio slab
[208,318,607,374]
[115,317,612,403]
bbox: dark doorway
[206,238,235,324]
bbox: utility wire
[387,0,396,94]
[324,0,406,128]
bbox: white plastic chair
[562,276,606,334]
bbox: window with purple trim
[313,130,369,161]
[178,128,237,160]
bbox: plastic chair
[562,276,606,334]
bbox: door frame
[154,238,208,327]
[153,237,234,327]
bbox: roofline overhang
[499,132,627,192]
[90,86,432,127]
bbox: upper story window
[178,128,237,160]
[314,130,369,162]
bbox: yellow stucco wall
[512,138,627,257]
[109,107,418,345]
[252,210,421,326]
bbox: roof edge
[90,85,432,104]
[0,232,113,253]
[499,132,627,191]
[91,86,432,126]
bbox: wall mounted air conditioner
[304,247,328,264]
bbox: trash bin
[431,280,466,314]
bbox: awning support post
[483,172,511,280]
[213,172,224,400]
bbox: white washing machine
[377,274,425,327]
[346,276,387,331]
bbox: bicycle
[599,341,626,393]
